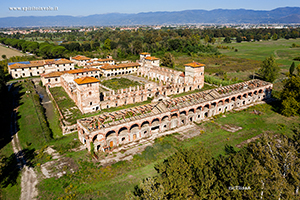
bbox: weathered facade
[77,79,273,152]
[41,68,100,88]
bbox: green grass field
[218,38,300,69]
[36,102,299,199]
[101,77,142,90]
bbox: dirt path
[10,85,38,200]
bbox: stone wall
[78,80,273,152]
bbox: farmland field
[0,45,25,60]
[217,38,300,69]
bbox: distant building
[8,58,74,79]
[70,55,91,66]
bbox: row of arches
[87,87,271,151]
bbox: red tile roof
[145,56,159,61]
[74,77,100,85]
[185,62,205,68]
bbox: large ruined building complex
[8,53,273,152]
[78,79,273,152]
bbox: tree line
[126,130,300,199]
[2,27,299,60]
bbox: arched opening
[211,102,217,108]
[97,145,101,151]
[196,106,202,112]
[204,104,210,110]
[188,108,195,114]
[225,98,230,103]
[180,111,187,116]
[237,95,242,100]
[151,118,160,132]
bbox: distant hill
[0,7,300,27]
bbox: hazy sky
[1,0,300,18]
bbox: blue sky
[1,0,300,18]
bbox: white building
[8,58,74,79]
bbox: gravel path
[10,85,38,200]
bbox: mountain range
[1,7,300,28]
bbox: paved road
[10,85,38,200]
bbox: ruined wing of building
[77,79,273,152]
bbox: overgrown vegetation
[101,78,141,90]
[36,103,299,199]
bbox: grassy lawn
[49,87,82,125]
[101,77,142,90]
[49,86,154,124]
[217,38,300,69]
[36,102,299,199]
[17,81,51,149]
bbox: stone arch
[92,134,98,142]
[211,102,217,108]
[171,113,178,118]
[106,130,117,148]
[243,93,247,98]
[161,115,170,131]
[225,98,230,103]
[254,90,258,95]
[259,89,263,93]
[141,121,150,136]
[161,115,170,122]
[218,100,224,106]
[180,110,187,116]
[231,96,236,101]
[106,130,116,138]
[237,95,242,100]
[130,124,140,132]
[204,104,210,110]
[188,108,195,114]
[118,127,129,136]
[248,92,253,97]
[196,106,202,112]
[130,124,140,141]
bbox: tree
[258,55,280,82]
[204,35,210,44]
[103,38,111,51]
[1,55,6,60]
[272,33,278,40]
[290,62,296,76]
[236,36,242,43]
[161,52,174,68]
[223,37,231,43]
[280,75,300,116]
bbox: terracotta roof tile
[66,68,100,74]
[74,77,100,85]
[185,62,205,68]
[100,63,140,70]
[145,56,159,61]
[72,55,91,61]
[41,71,64,78]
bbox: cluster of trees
[2,27,299,60]
[0,37,67,58]
[126,131,300,199]
[280,62,300,117]
[258,56,280,83]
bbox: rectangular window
[90,102,92,106]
